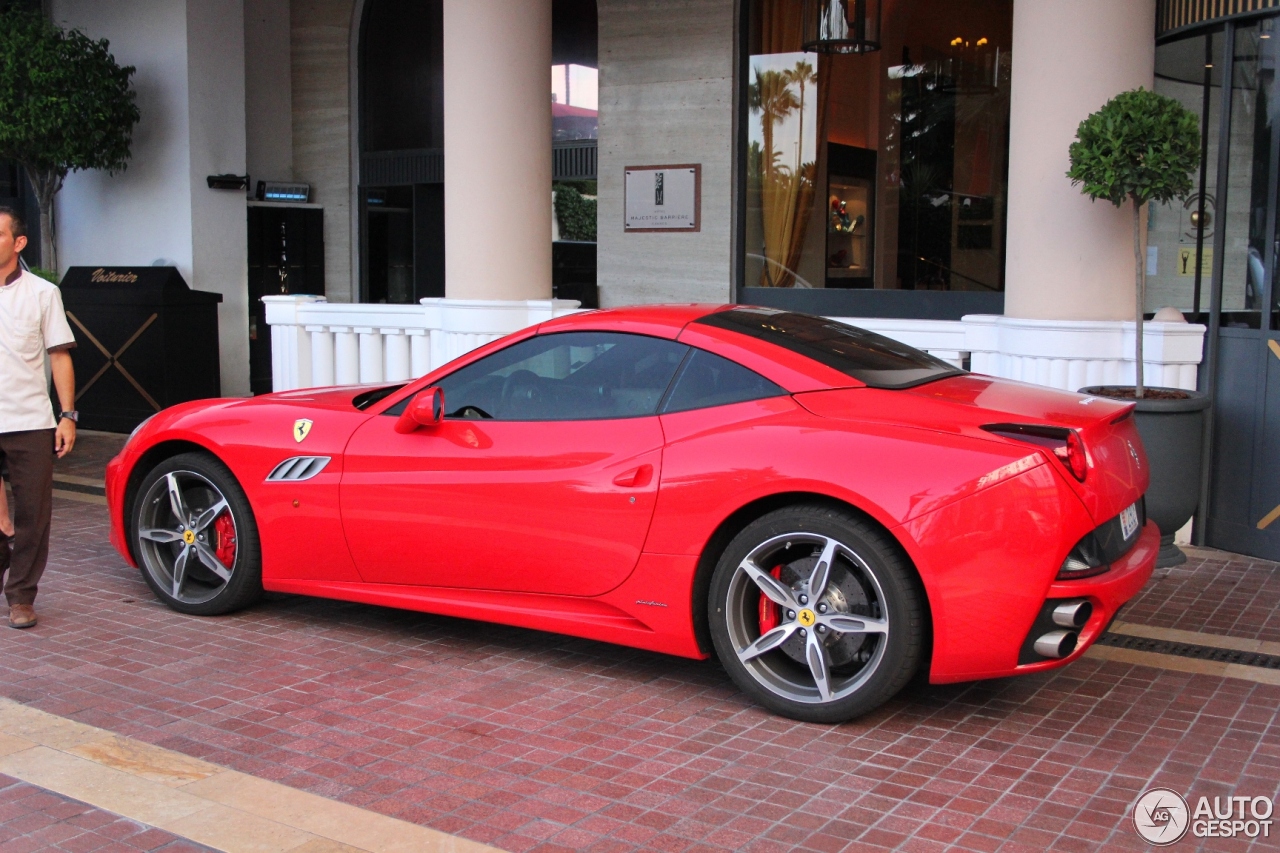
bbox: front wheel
[709,505,925,723]
[130,452,262,615]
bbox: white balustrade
[955,315,1205,392]
[262,295,584,391]
[264,297,1206,394]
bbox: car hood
[227,384,388,413]
[795,374,1146,525]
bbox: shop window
[742,0,1012,297]
[1147,25,1280,329]
[552,0,599,308]
[358,0,445,304]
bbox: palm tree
[748,68,799,182]
[783,59,817,172]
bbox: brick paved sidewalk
[0,432,1275,852]
[0,774,214,853]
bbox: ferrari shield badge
[293,419,313,443]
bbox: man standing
[0,207,76,628]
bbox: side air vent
[267,456,331,482]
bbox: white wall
[596,0,737,306]
[245,0,293,184]
[50,0,251,397]
[52,0,194,280]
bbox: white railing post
[262,295,326,391]
[307,326,335,387]
[356,328,384,384]
[333,327,360,386]
[383,329,411,381]
[409,330,430,378]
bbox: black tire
[708,504,925,723]
[130,452,262,615]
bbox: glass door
[1194,16,1280,559]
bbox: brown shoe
[8,605,36,629]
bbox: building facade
[36,0,1280,559]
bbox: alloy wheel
[136,470,239,605]
[723,532,889,705]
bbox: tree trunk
[38,204,53,273]
[1133,200,1145,399]
[21,164,60,273]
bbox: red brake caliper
[213,512,237,568]
[757,565,784,633]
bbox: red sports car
[106,305,1157,722]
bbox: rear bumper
[929,519,1158,683]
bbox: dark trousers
[0,429,54,606]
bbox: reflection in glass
[1151,23,1280,330]
[743,0,1012,292]
[1223,23,1273,326]
[552,64,599,141]
[1151,30,1221,315]
[364,187,414,305]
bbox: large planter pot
[1078,386,1210,568]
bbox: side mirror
[393,386,445,434]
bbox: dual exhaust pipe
[1033,600,1093,659]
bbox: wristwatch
[60,411,79,423]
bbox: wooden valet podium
[58,267,222,433]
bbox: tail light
[981,423,1088,482]
[1056,431,1088,481]
[1057,535,1108,579]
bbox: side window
[427,332,688,421]
[661,348,785,414]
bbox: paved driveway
[2,432,1277,852]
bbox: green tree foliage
[1067,88,1200,397]
[0,8,140,268]
[554,184,596,242]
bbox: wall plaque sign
[624,164,700,232]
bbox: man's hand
[55,418,76,458]
[49,349,76,458]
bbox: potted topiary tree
[0,7,140,271]
[1067,88,1208,567]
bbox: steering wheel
[499,370,540,417]
[450,405,492,419]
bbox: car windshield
[695,307,965,390]
[352,384,406,410]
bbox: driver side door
[340,331,689,596]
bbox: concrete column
[597,0,735,307]
[442,0,552,300]
[1003,0,1155,321]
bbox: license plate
[1120,503,1140,540]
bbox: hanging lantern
[801,0,881,55]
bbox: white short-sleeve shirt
[0,270,76,433]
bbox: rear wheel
[709,505,925,723]
[130,452,262,615]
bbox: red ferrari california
[106,305,1157,722]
